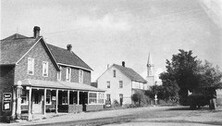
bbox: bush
[112,100,120,107]
[131,90,150,107]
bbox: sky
[1,0,222,82]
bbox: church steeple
[147,53,154,77]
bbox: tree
[159,72,180,103]
[160,49,222,107]
[160,49,200,105]
[198,61,222,109]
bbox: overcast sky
[1,0,222,81]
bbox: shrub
[112,100,120,107]
[131,90,150,107]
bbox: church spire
[147,53,154,77]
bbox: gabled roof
[1,33,92,71]
[47,44,93,71]
[0,34,39,65]
[113,64,147,83]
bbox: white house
[97,62,147,105]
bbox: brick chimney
[122,61,125,67]
[67,44,72,52]
[33,26,40,38]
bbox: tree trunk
[209,98,216,110]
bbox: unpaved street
[1,106,222,126]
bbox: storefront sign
[2,93,12,111]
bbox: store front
[18,79,105,120]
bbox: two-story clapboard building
[0,26,105,122]
[97,62,147,106]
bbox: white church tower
[146,53,155,89]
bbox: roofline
[96,64,114,82]
[113,64,147,83]
[16,37,42,65]
[41,38,60,70]
[22,85,105,92]
[15,37,60,70]
[57,63,93,71]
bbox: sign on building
[2,93,12,111]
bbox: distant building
[146,53,155,89]
[0,26,104,122]
[97,61,147,105]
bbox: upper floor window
[57,66,62,81]
[107,81,110,88]
[113,70,116,77]
[79,69,83,83]
[27,58,34,75]
[42,61,48,77]
[66,67,71,81]
[119,81,123,88]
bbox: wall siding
[83,70,91,85]
[59,66,91,85]
[97,66,132,105]
[14,41,58,83]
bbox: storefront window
[62,96,68,105]
[46,90,51,105]
[98,93,104,104]
[89,92,97,104]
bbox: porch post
[28,87,32,121]
[97,92,99,104]
[16,81,23,120]
[87,92,89,104]
[77,91,79,105]
[67,90,70,105]
[43,88,46,116]
[56,89,58,114]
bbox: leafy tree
[198,61,222,109]
[160,49,200,105]
[160,49,222,107]
[159,72,180,102]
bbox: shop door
[32,90,43,113]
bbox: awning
[21,79,105,92]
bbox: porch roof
[21,79,105,92]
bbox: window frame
[66,67,71,82]
[98,92,104,104]
[42,61,49,77]
[88,92,97,104]
[113,70,116,77]
[119,81,123,88]
[79,69,84,83]
[107,81,110,88]
[27,57,34,75]
[62,95,68,105]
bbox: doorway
[32,89,43,114]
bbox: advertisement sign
[2,93,12,111]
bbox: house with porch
[0,26,105,122]
[97,62,147,106]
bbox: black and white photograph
[1,0,222,125]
